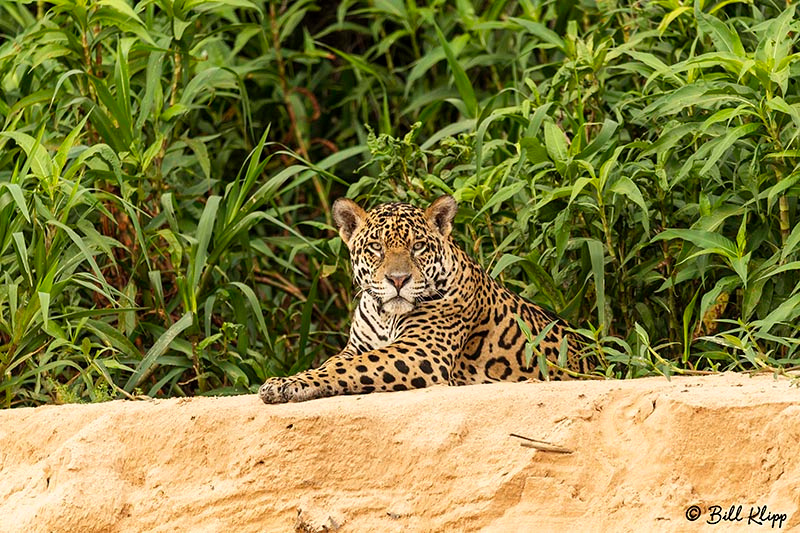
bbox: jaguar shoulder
[259,195,594,404]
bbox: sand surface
[1,373,798,532]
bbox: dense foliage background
[0,0,798,406]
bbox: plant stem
[774,166,790,246]
[81,29,97,104]
[170,51,182,107]
[269,1,330,225]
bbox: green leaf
[136,46,166,131]
[148,270,167,319]
[653,229,738,259]
[696,123,761,176]
[114,37,134,127]
[544,120,568,163]
[578,119,618,160]
[406,34,469,91]
[0,131,52,181]
[756,292,800,333]
[54,115,90,174]
[639,83,744,119]
[587,239,606,331]
[433,23,477,118]
[228,282,269,342]
[557,336,569,369]
[658,6,691,35]
[522,256,565,310]
[529,320,558,352]
[695,10,745,57]
[476,181,526,217]
[754,5,796,71]
[568,177,594,205]
[729,252,750,288]
[173,17,192,40]
[419,119,475,150]
[124,312,194,393]
[781,224,800,262]
[609,176,649,233]
[12,232,32,286]
[183,137,211,182]
[509,17,565,52]
[1,184,31,223]
[490,254,524,279]
[47,220,113,295]
[86,318,142,362]
[289,273,319,374]
[63,143,122,183]
[38,291,50,331]
[98,0,146,25]
[189,195,222,303]
[765,96,800,131]
[682,287,700,362]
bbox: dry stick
[269,2,331,226]
[509,433,574,454]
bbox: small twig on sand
[509,433,574,454]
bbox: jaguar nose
[386,273,412,290]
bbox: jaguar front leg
[258,342,453,404]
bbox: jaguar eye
[412,242,426,253]
[367,242,383,255]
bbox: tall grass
[0,0,798,406]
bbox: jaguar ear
[332,198,367,246]
[425,195,457,237]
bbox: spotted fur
[259,195,594,403]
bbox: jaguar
[259,195,594,403]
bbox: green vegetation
[0,0,798,407]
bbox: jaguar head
[333,195,458,316]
